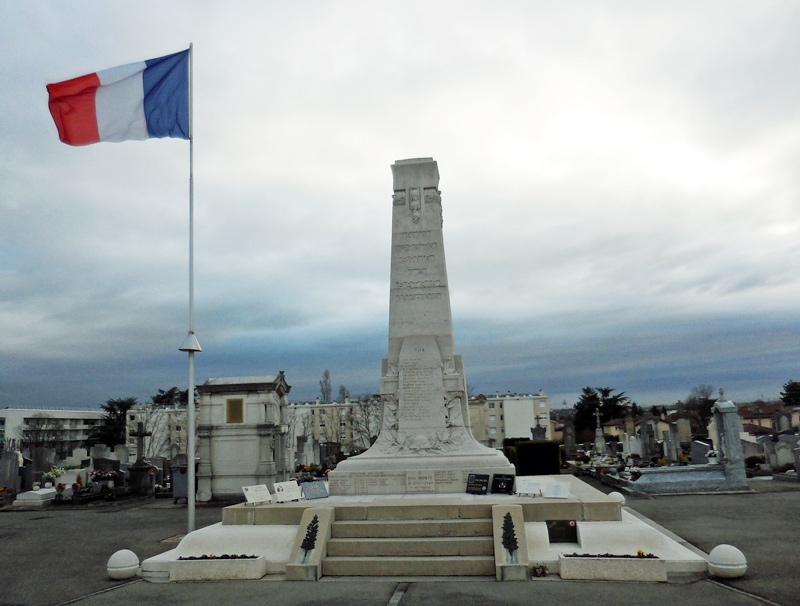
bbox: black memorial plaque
[466,473,490,495]
[491,474,515,494]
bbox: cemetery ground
[1,479,799,606]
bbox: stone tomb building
[196,373,291,501]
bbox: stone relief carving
[393,189,406,206]
[409,187,421,223]
[424,188,441,204]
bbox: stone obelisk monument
[328,158,514,495]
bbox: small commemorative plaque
[491,474,515,494]
[302,480,329,500]
[514,476,542,497]
[242,484,272,505]
[273,480,303,502]
[542,481,571,499]
[466,473,490,495]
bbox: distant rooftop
[202,376,278,386]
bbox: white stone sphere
[607,491,626,503]
[107,549,140,580]
[708,544,747,578]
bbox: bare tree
[319,370,332,403]
[18,414,67,455]
[351,394,382,450]
[134,404,172,460]
[338,384,350,403]
[286,407,315,464]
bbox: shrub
[745,455,766,468]
[514,441,560,476]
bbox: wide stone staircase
[322,506,496,577]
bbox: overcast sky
[2,1,799,410]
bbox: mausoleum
[196,373,291,501]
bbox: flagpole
[179,42,201,534]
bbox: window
[226,399,244,423]
[489,403,495,409]
[489,427,497,434]
[320,409,326,416]
[500,415,503,421]
[319,421,326,428]
[489,415,496,422]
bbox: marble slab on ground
[13,488,57,506]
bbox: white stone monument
[328,158,514,495]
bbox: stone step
[322,555,496,577]
[331,518,493,538]
[327,536,494,557]
[335,503,493,521]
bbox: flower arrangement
[56,482,66,494]
[42,467,65,483]
[532,563,548,577]
[91,469,118,481]
[565,551,657,559]
[178,553,258,560]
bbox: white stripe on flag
[95,69,149,142]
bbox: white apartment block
[0,408,104,456]
[468,391,552,448]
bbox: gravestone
[0,451,21,494]
[31,447,56,484]
[92,457,122,486]
[328,159,514,495]
[627,435,643,458]
[593,408,606,454]
[127,422,154,495]
[691,440,712,464]
[91,444,110,459]
[531,418,547,441]
[114,444,129,463]
[712,400,747,489]
[562,421,576,454]
[776,435,800,468]
[793,447,800,481]
[762,440,777,468]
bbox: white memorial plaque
[514,476,542,497]
[273,480,303,502]
[242,484,272,505]
[542,481,571,499]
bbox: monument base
[328,450,515,496]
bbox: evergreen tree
[780,381,800,408]
[501,512,518,563]
[88,397,137,448]
[301,514,319,563]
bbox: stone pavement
[1,479,798,606]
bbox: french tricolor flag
[47,49,189,146]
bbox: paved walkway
[1,479,798,606]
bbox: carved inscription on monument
[406,470,436,494]
[398,337,445,430]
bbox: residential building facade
[468,391,552,448]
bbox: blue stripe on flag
[143,50,189,139]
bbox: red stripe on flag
[47,73,102,146]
